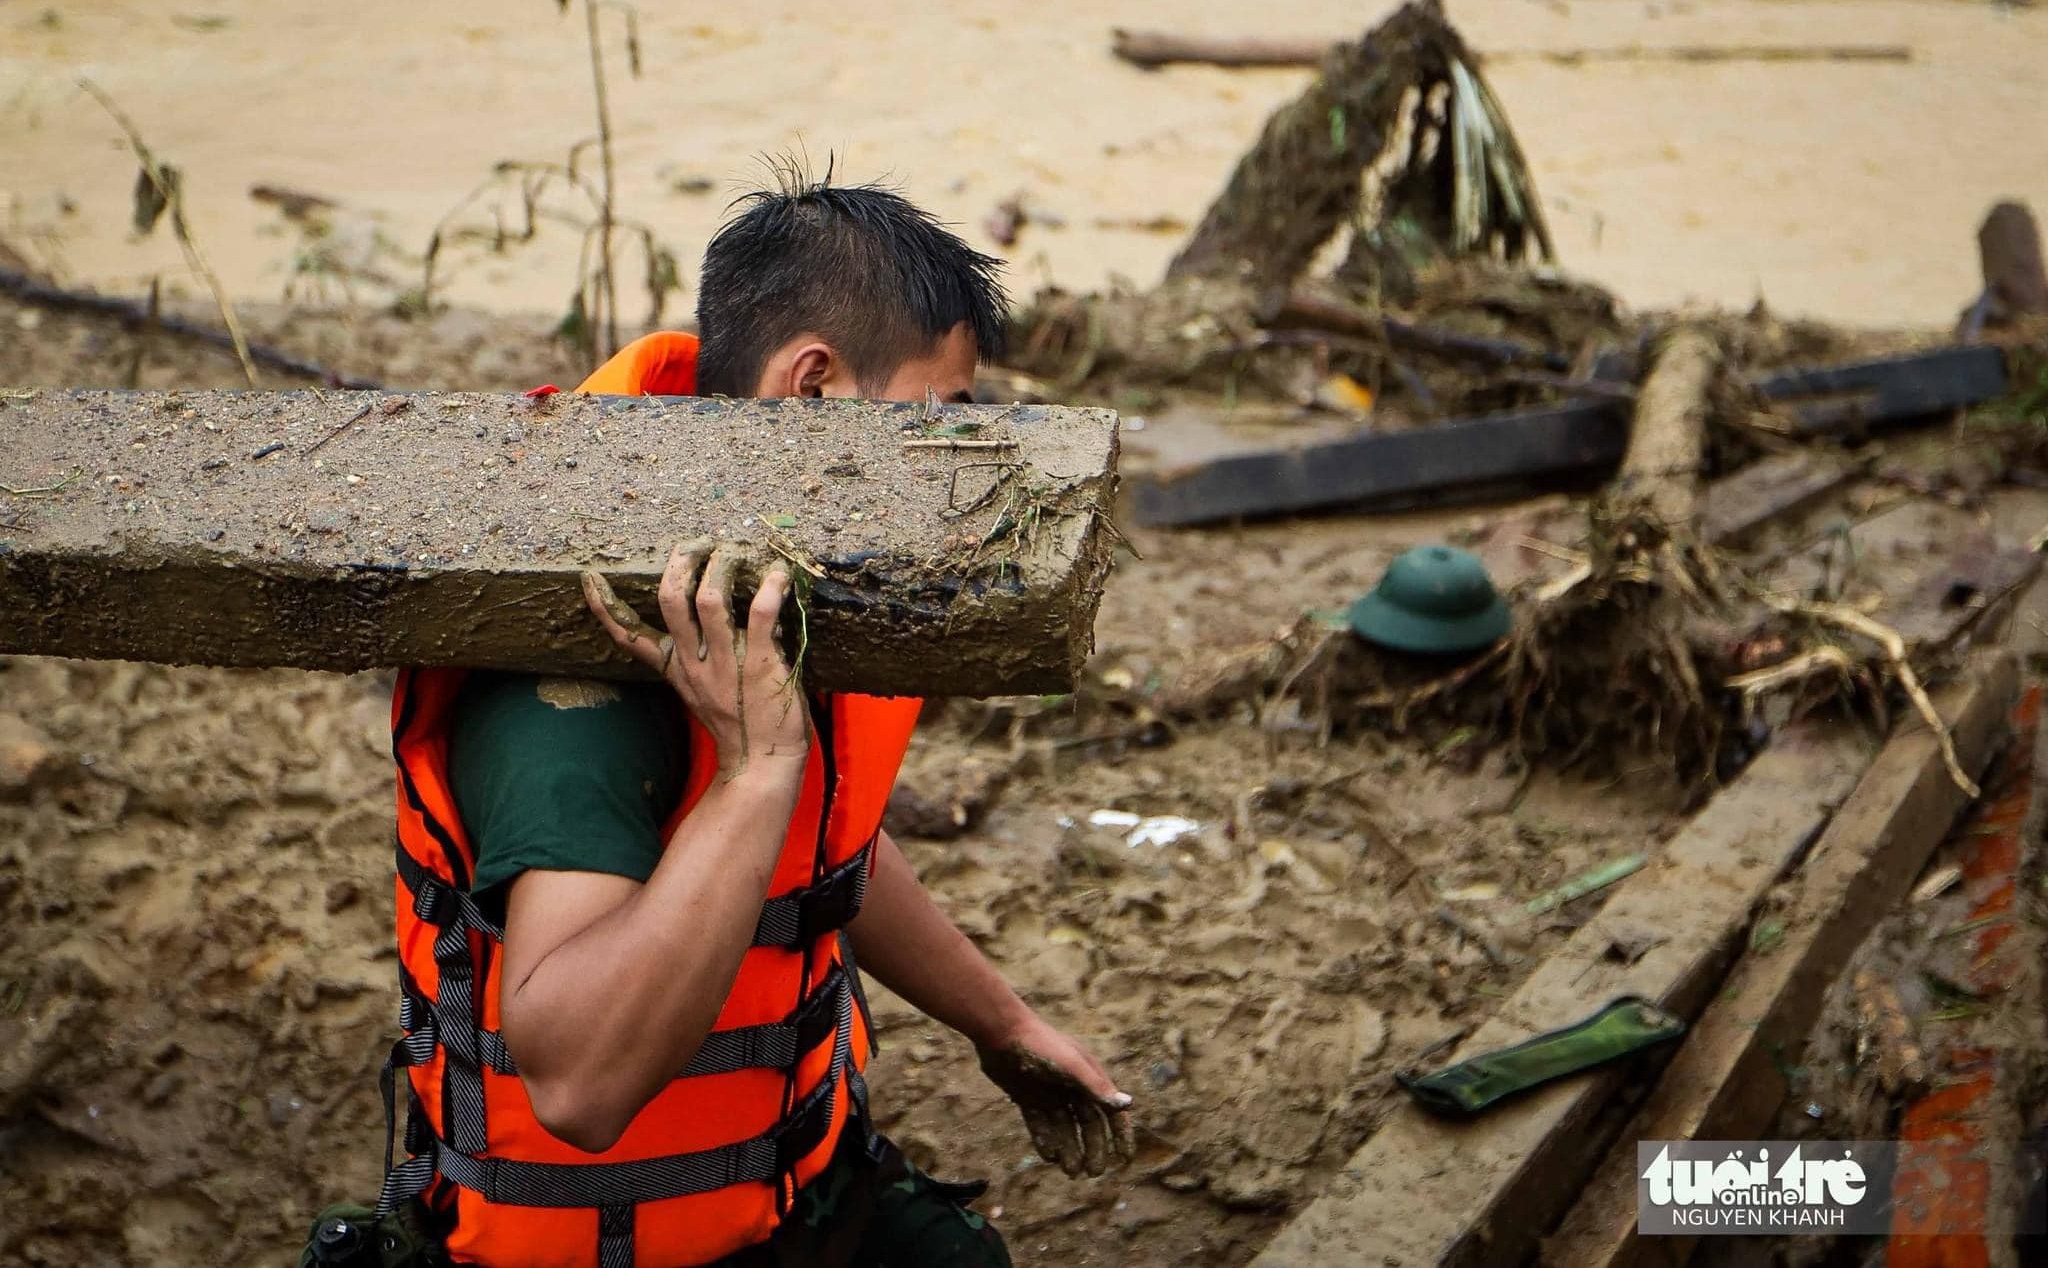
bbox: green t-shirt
[446,672,690,919]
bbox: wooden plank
[1757,345,2007,438]
[1537,653,2018,1268]
[1130,400,1628,527]
[1698,451,1855,546]
[0,389,1121,696]
[1131,346,2006,528]
[1251,719,1878,1268]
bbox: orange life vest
[377,334,923,1266]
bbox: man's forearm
[846,831,1032,1050]
[501,767,801,1149]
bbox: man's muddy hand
[582,540,810,779]
[977,1016,1135,1178]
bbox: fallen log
[0,389,1121,697]
[1539,653,2018,1268]
[1109,30,1912,70]
[1612,324,1722,528]
[0,265,382,390]
[1130,344,2007,527]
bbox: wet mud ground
[4,295,2042,1264]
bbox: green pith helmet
[1347,544,1512,655]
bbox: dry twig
[79,79,258,387]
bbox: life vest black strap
[399,835,869,953]
[836,931,879,1063]
[396,838,504,940]
[426,984,856,1209]
[750,839,874,950]
[397,963,850,1082]
[597,1203,635,1268]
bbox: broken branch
[1262,292,1570,371]
[1110,29,1331,69]
[1109,30,1912,70]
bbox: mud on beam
[0,389,1122,698]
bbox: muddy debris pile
[5,3,2048,1265]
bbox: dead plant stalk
[79,79,258,387]
[581,0,621,358]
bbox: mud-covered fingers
[1108,1102,1137,1165]
[1076,1100,1113,1176]
[656,539,712,659]
[582,571,662,669]
[695,546,741,658]
[1024,1107,1085,1177]
[745,566,795,672]
[1055,1110,1088,1178]
[1021,1110,1066,1171]
[1019,1114,1064,1171]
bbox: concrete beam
[0,389,1121,697]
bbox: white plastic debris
[1086,808,1203,849]
[1126,816,1202,849]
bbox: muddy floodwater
[3,0,2046,329]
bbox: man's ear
[788,342,834,398]
[755,337,860,399]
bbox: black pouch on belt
[299,1201,449,1268]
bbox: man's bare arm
[848,830,1135,1175]
[498,766,800,1153]
[497,542,809,1153]
[846,831,1032,1049]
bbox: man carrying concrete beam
[355,175,1132,1268]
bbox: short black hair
[695,165,1009,398]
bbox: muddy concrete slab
[0,389,1120,696]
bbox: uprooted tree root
[1008,0,1561,400]
[1101,501,1940,796]
[1483,506,1734,784]
[1304,504,1744,789]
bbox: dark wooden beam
[1131,345,2009,527]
